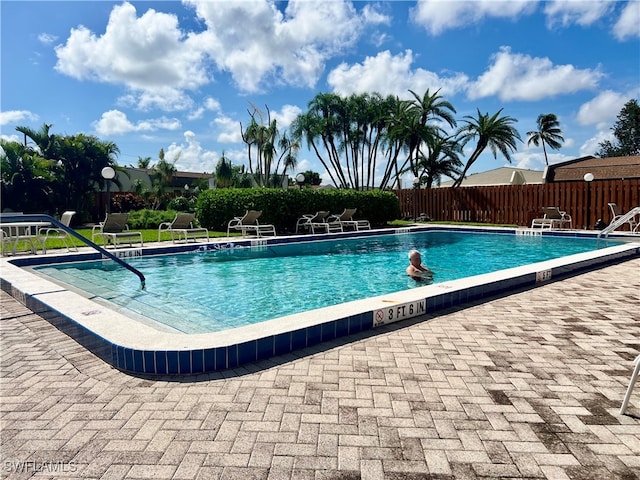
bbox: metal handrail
[1,213,146,289]
[597,206,640,239]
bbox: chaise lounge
[92,212,143,248]
[158,213,209,243]
[227,210,276,238]
[328,208,371,231]
[531,207,572,230]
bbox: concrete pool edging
[1,227,639,376]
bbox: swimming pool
[2,225,639,375]
[33,230,622,334]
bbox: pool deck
[1,254,639,478]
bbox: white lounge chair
[38,210,77,253]
[227,210,276,237]
[158,213,209,243]
[608,203,638,232]
[92,213,143,248]
[531,207,572,230]
[296,211,341,234]
[328,208,371,231]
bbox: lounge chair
[531,207,572,230]
[328,208,371,231]
[227,210,276,237]
[608,203,638,232]
[92,212,143,248]
[296,211,342,234]
[158,213,209,243]
[38,210,77,253]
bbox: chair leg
[620,355,640,415]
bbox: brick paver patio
[1,258,639,479]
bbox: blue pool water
[35,230,613,334]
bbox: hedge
[196,188,401,233]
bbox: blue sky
[1,0,639,186]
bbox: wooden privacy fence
[394,179,640,228]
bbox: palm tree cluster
[1,124,119,217]
[291,90,537,190]
[241,104,300,187]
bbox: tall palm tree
[453,109,522,188]
[526,113,564,165]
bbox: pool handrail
[0,213,146,289]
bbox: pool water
[35,230,612,333]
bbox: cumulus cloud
[55,2,208,110]
[0,110,39,126]
[579,130,613,157]
[164,130,218,172]
[328,50,468,98]
[468,47,602,101]
[576,90,631,127]
[184,0,380,93]
[613,1,640,40]
[215,115,242,143]
[544,0,613,28]
[411,0,535,35]
[93,110,181,136]
[187,97,222,121]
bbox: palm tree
[526,113,564,165]
[453,109,522,188]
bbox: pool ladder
[0,213,146,289]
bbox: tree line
[1,95,637,218]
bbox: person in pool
[406,249,433,281]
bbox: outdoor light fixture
[295,173,305,189]
[584,172,594,230]
[101,166,116,215]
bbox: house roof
[544,155,640,182]
[438,167,544,187]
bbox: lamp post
[295,173,305,189]
[101,166,116,215]
[584,172,594,230]
[413,176,420,221]
[184,184,190,197]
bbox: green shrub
[127,209,177,229]
[167,196,196,212]
[196,188,401,232]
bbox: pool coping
[2,225,639,375]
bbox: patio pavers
[1,258,639,479]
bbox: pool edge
[2,227,639,375]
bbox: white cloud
[468,47,602,101]
[184,0,372,93]
[215,115,242,143]
[576,90,630,126]
[411,0,535,35]
[38,33,57,45]
[613,1,640,40]
[544,0,613,28]
[328,50,468,98]
[0,110,39,127]
[165,130,218,172]
[54,2,208,110]
[271,104,303,129]
[579,129,613,157]
[93,110,181,136]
